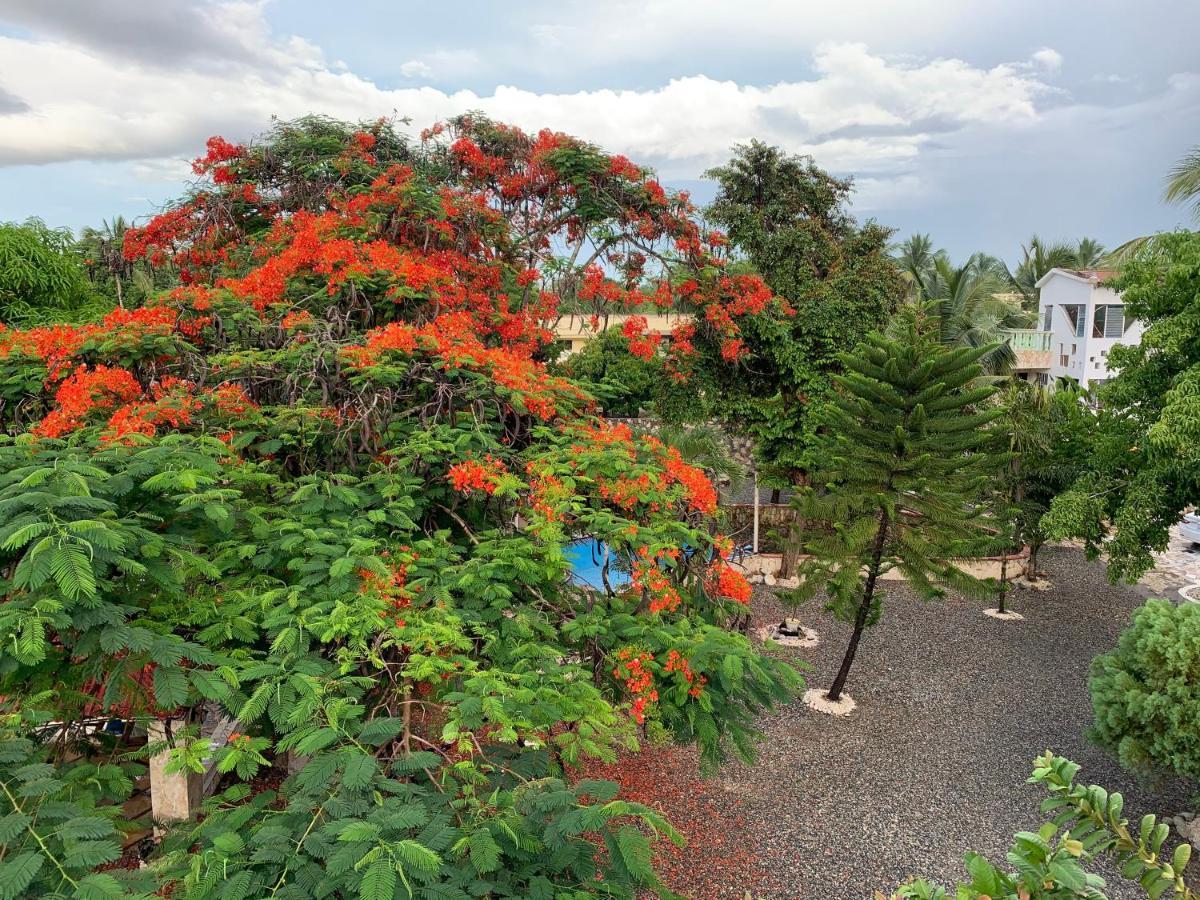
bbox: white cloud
[1031,47,1063,72]
[130,157,192,183]
[0,3,1059,182]
[399,60,434,79]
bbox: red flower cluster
[447,456,507,494]
[621,315,660,360]
[211,383,257,417]
[662,448,718,516]
[191,135,246,183]
[704,560,752,606]
[612,648,657,724]
[663,649,707,699]
[632,547,683,614]
[34,365,142,438]
[361,552,415,629]
[280,310,315,331]
[0,323,99,380]
[103,378,201,444]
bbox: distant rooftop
[1035,267,1120,289]
[1071,268,1118,282]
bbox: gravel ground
[692,546,1195,900]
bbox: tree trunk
[827,509,889,702]
[770,487,781,505]
[778,473,810,578]
[1025,535,1043,581]
[778,516,802,578]
[998,552,1008,614]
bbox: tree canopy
[1044,230,1200,581]
[701,141,905,483]
[0,115,799,897]
[0,217,100,323]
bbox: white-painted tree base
[984,608,1025,621]
[802,688,856,716]
[755,624,820,649]
[1012,576,1052,592]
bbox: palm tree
[894,233,939,300]
[1005,235,1080,311]
[1164,145,1200,221]
[78,216,134,307]
[1104,143,1200,265]
[1073,237,1106,268]
[919,253,1032,375]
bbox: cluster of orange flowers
[632,547,684,614]
[612,648,658,724]
[663,649,707,699]
[704,560,753,606]
[103,377,202,444]
[344,313,585,421]
[447,456,507,494]
[360,552,415,629]
[662,447,718,516]
[33,365,143,438]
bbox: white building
[1012,268,1144,390]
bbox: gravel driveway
[698,546,1195,900]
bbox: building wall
[551,312,693,356]
[1039,273,1144,388]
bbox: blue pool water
[563,539,632,591]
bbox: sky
[0,0,1196,262]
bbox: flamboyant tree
[0,116,799,898]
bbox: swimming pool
[563,539,632,591]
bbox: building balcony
[1001,329,1052,371]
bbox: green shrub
[1090,599,1200,782]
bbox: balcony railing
[1001,329,1052,352]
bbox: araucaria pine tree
[793,305,1006,702]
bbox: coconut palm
[915,252,1032,375]
[78,216,138,307]
[1164,144,1200,221]
[1005,236,1081,311]
[894,232,939,300]
[1074,237,1106,268]
[1105,143,1200,265]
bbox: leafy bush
[892,752,1195,899]
[1090,599,1200,782]
[554,326,662,417]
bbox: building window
[1062,304,1086,337]
[1060,354,1069,367]
[1093,305,1126,338]
[1042,307,1052,331]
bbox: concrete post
[147,719,203,825]
[752,473,760,555]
